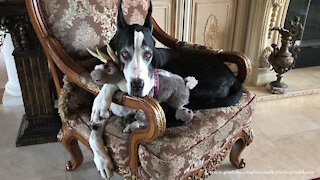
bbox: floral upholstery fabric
[41,0,149,60]
[68,114,130,166]
[59,76,256,178]
[59,77,130,166]
[138,91,256,179]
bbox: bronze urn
[266,17,303,94]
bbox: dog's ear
[143,0,153,32]
[117,0,128,29]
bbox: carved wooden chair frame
[26,0,253,179]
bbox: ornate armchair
[26,0,256,179]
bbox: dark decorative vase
[266,17,303,94]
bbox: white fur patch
[94,64,105,70]
[123,31,154,97]
[184,76,198,90]
[157,69,171,77]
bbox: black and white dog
[108,1,242,110]
[89,0,243,179]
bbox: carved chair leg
[229,127,254,169]
[58,122,84,171]
[229,137,246,168]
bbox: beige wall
[152,0,291,86]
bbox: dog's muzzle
[130,78,144,95]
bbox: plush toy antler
[87,48,109,64]
[87,43,120,65]
[106,44,120,65]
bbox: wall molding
[244,0,290,86]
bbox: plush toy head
[88,44,124,85]
[90,62,123,85]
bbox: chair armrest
[217,52,251,84]
[112,91,166,175]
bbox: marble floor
[209,94,320,180]
[0,93,319,180]
[247,66,320,102]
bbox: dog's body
[154,48,243,110]
[89,1,243,179]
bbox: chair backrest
[28,0,250,94]
[40,0,149,61]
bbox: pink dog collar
[153,70,159,97]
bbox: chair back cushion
[40,0,149,61]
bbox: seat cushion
[138,90,256,179]
[67,90,255,179]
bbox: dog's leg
[91,84,119,124]
[89,118,114,179]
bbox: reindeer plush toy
[88,44,197,131]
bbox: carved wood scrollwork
[1,3,61,146]
[204,14,218,48]
[243,127,254,145]
[268,0,286,39]
[119,167,141,180]
[187,140,234,180]
[57,129,64,142]
[0,15,39,51]
[272,0,285,6]
[260,46,273,68]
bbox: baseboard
[257,88,320,102]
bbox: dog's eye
[145,52,152,59]
[122,51,129,59]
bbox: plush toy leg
[123,111,148,132]
[175,107,193,122]
[59,122,84,171]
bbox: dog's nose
[131,79,144,92]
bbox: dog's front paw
[91,98,111,124]
[91,84,118,124]
[93,153,114,180]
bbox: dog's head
[110,0,156,97]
